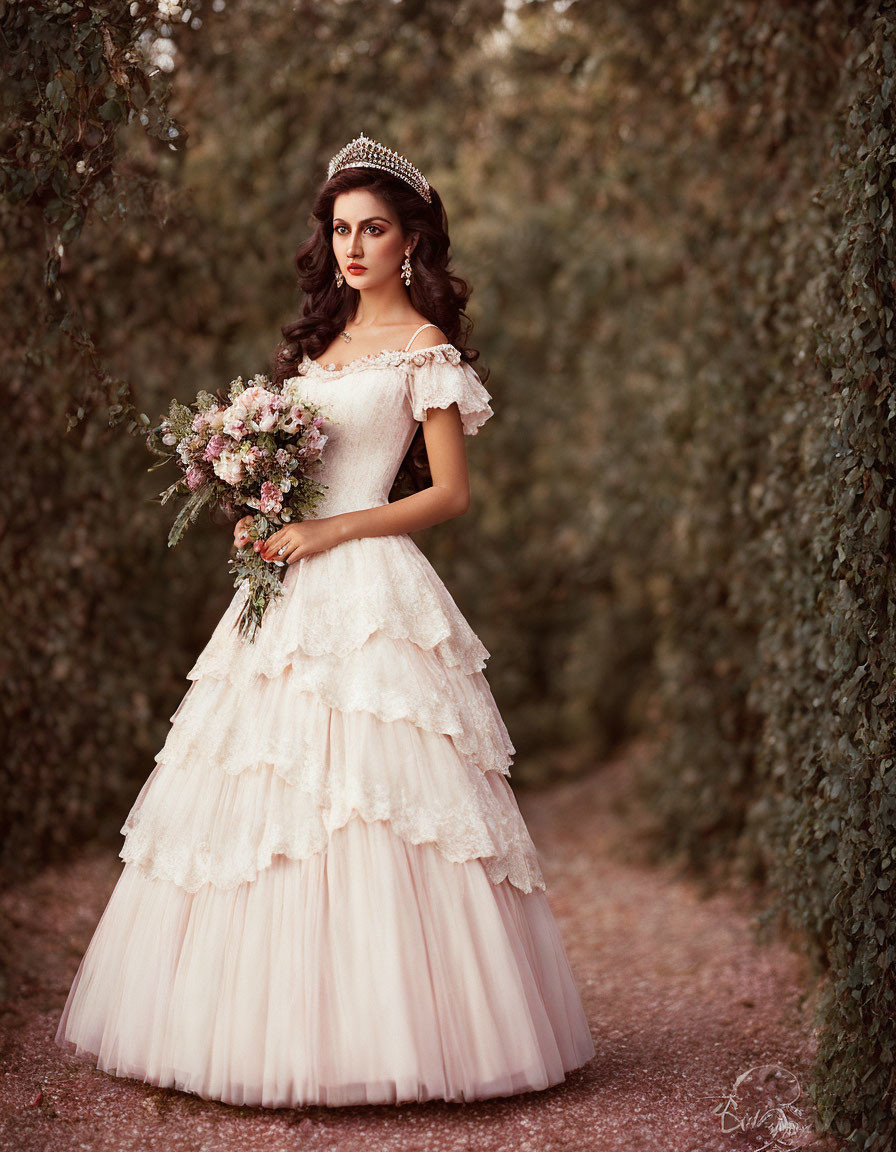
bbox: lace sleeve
[404,346,494,436]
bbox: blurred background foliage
[2,0,895,1146]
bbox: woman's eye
[332,224,383,234]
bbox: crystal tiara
[326,132,432,204]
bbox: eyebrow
[332,216,392,225]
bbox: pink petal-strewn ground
[0,737,844,1152]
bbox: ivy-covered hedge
[637,3,896,1147]
[1,1,199,877]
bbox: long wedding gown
[54,327,596,1107]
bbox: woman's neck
[348,284,417,330]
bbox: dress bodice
[283,344,494,519]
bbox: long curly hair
[270,164,486,498]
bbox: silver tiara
[327,132,432,204]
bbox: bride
[55,132,596,1108]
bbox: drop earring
[401,249,413,287]
[335,267,344,287]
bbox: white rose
[212,448,245,485]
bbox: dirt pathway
[1,738,843,1152]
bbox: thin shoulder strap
[404,322,441,352]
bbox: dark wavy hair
[270,165,486,497]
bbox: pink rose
[185,465,205,490]
[203,434,227,461]
[259,480,283,514]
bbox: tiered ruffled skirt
[54,534,595,1107]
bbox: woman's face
[331,188,414,290]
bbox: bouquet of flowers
[146,373,330,642]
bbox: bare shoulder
[405,322,450,352]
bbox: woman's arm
[335,402,470,542]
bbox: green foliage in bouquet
[146,391,220,548]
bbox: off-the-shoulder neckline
[299,342,461,377]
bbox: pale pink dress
[54,326,596,1107]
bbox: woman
[55,132,596,1107]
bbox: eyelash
[333,224,383,236]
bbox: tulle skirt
[54,533,595,1106]
[55,817,594,1107]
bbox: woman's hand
[233,514,255,549]
[256,518,345,565]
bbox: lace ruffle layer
[403,348,494,437]
[184,631,511,771]
[121,693,543,894]
[134,530,538,893]
[160,661,514,781]
[187,534,491,686]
